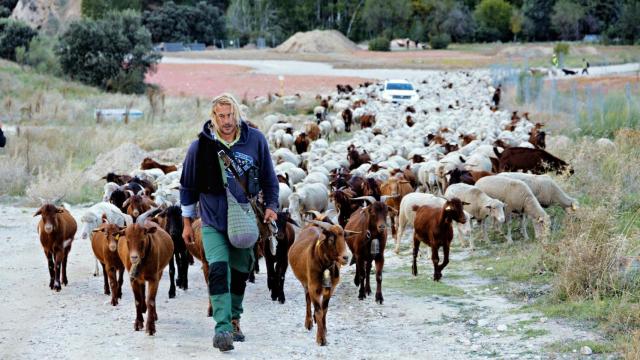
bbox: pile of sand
[275,29,358,54]
[84,143,149,182]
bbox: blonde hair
[209,93,243,129]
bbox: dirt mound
[275,29,358,54]
[11,0,81,34]
[84,143,148,182]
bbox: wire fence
[489,59,640,138]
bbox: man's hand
[263,208,277,223]
[182,217,195,245]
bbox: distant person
[0,121,6,147]
[582,58,590,75]
[551,53,559,68]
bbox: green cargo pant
[201,226,253,334]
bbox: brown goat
[406,115,415,127]
[460,134,477,146]
[185,219,213,317]
[305,122,321,141]
[380,177,412,237]
[498,147,573,175]
[341,108,353,132]
[288,221,350,346]
[102,172,132,185]
[140,157,178,174]
[294,132,310,154]
[330,188,360,227]
[344,198,388,303]
[412,198,467,281]
[528,123,546,149]
[123,194,157,222]
[359,114,375,128]
[34,204,77,291]
[118,221,174,335]
[347,145,371,170]
[91,217,125,305]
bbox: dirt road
[0,204,602,359]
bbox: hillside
[10,0,81,34]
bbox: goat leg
[431,245,442,281]
[364,259,372,296]
[304,287,313,330]
[101,262,110,295]
[131,280,145,331]
[312,293,326,346]
[62,249,69,286]
[168,256,176,299]
[46,251,55,289]
[375,257,384,304]
[412,236,420,277]
[108,267,119,306]
[146,279,160,336]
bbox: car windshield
[386,83,414,91]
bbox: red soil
[146,63,373,99]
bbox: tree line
[0,0,638,95]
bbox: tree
[57,10,161,93]
[82,0,142,19]
[551,0,585,40]
[0,0,17,18]
[442,2,476,43]
[522,0,556,41]
[607,0,640,44]
[0,19,37,61]
[143,1,225,45]
[474,0,513,42]
[510,9,524,41]
[362,0,411,38]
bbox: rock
[470,344,482,352]
[580,346,593,355]
[496,324,508,332]
[456,337,472,346]
[539,317,547,323]
[467,319,477,326]
[478,319,489,327]
[485,267,494,271]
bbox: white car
[380,79,419,104]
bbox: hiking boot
[231,319,245,342]
[213,331,234,352]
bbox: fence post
[625,82,633,129]
[571,82,579,127]
[585,84,593,132]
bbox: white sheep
[475,176,550,244]
[102,182,120,202]
[79,202,133,276]
[288,182,329,225]
[278,182,292,211]
[444,183,506,248]
[395,192,472,254]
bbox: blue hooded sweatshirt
[180,120,279,232]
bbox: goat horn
[344,230,361,234]
[351,196,376,204]
[305,210,323,219]
[307,219,333,231]
[135,207,160,225]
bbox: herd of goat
[33,70,580,346]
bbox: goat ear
[145,226,158,234]
[462,201,471,206]
[325,232,335,246]
[117,227,126,236]
[33,209,42,217]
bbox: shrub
[142,1,225,45]
[368,36,390,51]
[554,42,570,56]
[57,10,161,94]
[0,19,37,61]
[429,33,451,50]
[22,35,62,76]
[474,0,513,42]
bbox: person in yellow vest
[551,53,559,68]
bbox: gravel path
[0,204,604,359]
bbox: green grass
[385,272,466,297]
[521,328,550,339]
[467,242,551,284]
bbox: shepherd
[180,93,279,352]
